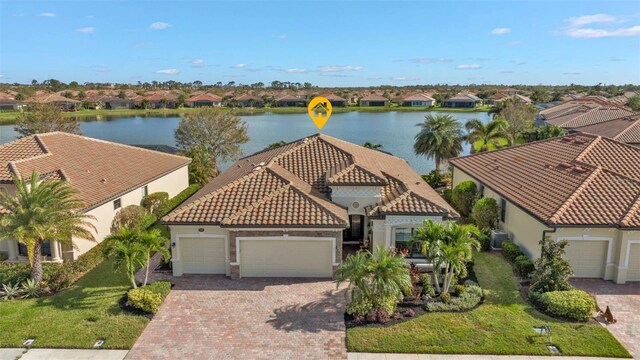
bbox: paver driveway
[126,276,346,360]
[572,279,640,359]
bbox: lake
[0,111,490,172]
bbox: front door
[343,215,364,244]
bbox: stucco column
[50,240,62,262]
[7,238,18,261]
[385,226,392,248]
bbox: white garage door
[564,240,607,278]
[627,243,640,282]
[180,237,226,274]
[240,239,333,278]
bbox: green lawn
[472,137,510,152]
[347,252,631,357]
[0,261,149,349]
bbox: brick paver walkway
[126,275,346,360]
[572,279,640,359]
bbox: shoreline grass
[0,106,490,124]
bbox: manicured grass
[346,252,631,357]
[0,261,149,349]
[472,137,510,152]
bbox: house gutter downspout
[540,227,557,258]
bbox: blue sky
[1,1,639,86]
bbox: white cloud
[278,34,287,39]
[566,14,617,27]
[77,27,94,33]
[411,57,452,63]
[285,68,306,73]
[38,12,56,17]
[231,63,247,68]
[318,65,363,72]
[191,59,204,65]
[456,64,481,70]
[491,27,511,35]
[92,66,110,73]
[391,76,419,81]
[561,25,640,38]
[134,41,152,48]
[150,22,170,30]
[156,69,180,75]
[506,40,522,46]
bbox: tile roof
[360,94,388,101]
[446,93,480,102]
[0,132,190,211]
[402,93,435,102]
[573,114,640,144]
[450,134,640,228]
[186,93,222,102]
[544,106,635,128]
[164,134,457,227]
[321,93,347,101]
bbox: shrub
[442,189,452,204]
[0,252,7,262]
[112,205,148,231]
[530,236,573,293]
[478,229,491,252]
[537,290,595,322]
[514,255,535,278]
[440,292,452,304]
[20,279,40,298]
[0,263,31,286]
[127,288,163,314]
[127,281,172,314]
[471,198,499,230]
[347,294,373,316]
[454,284,466,296]
[403,308,415,317]
[421,170,452,189]
[419,274,435,298]
[451,180,477,217]
[1,283,23,300]
[141,192,169,217]
[502,241,524,263]
[426,284,483,312]
[156,184,200,218]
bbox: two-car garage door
[240,238,333,278]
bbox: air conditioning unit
[491,230,509,249]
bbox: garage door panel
[628,244,640,282]
[181,237,226,274]
[240,239,332,278]
[564,240,607,278]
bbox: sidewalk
[348,353,632,360]
[0,349,128,360]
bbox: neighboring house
[142,93,178,109]
[450,134,640,284]
[321,93,347,107]
[0,97,24,111]
[400,93,435,107]
[487,92,508,105]
[572,114,640,147]
[98,96,134,110]
[0,132,190,263]
[163,134,457,279]
[231,94,264,108]
[359,94,388,107]
[185,93,223,107]
[541,102,635,129]
[442,93,482,108]
[275,95,306,107]
[39,93,81,111]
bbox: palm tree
[414,114,464,174]
[138,229,170,287]
[0,171,95,283]
[411,220,481,294]
[363,141,383,150]
[103,228,145,288]
[465,118,509,153]
[335,250,371,304]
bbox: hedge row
[501,241,535,279]
[140,184,200,229]
[529,289,595,322]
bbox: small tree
[471,198,499,230]
[15,103,82,137]
[103,228,146,288]
[112,205,147,231]
[267,140,287,149]
[626,95,640,112]
[451,180,477,217]
[138,229,170,286]
[497,100,537,145]
[141,192,169,217]
[183,144,219,186]
[530,236,573,293]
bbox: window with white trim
[394,228,425,258]
[113,198,122,210]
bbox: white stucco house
[450,133,640,284]
[0,132,190,262]
[163,134,458,279]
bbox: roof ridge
[548,166,603,224]
[222,184,290,225]
[612,117,640,140]
[285,185,347,225]
[38,132,191,162]
[574,135,602,162]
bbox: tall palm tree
[0,171,95,283]
[138,229,170,287]
[465,118,509,153]
[103,228,145,288]
[414,114,464,174]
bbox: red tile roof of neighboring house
[0,132,190,211]
[450,134,640,228]
[35,93,80,104]
[320,93,347,101]
[402,93,435,102]
[234,94,262,101]
[164,134,457,227]
[544,106,635,128]
[185,93,222,102]
[573,114,640,144]
[360,94,388,101]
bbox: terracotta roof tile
[451,134,640,228]
[573,114,640,145]
[1,132,190,210]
